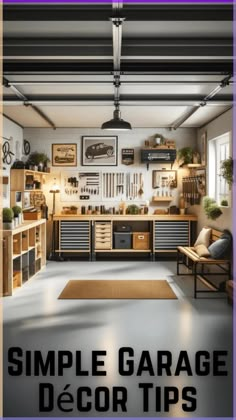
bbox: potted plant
[12,205,22,225]
[177,147,193,166]
[27,152,50,171]
[203,196,222,220]
[152,133,165,146]
[221,157,233,187]
[3,207,14,230]
[126,204,139,215]
[221,199,229,207]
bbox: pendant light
[101,100,132,131]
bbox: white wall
[23,127,197,214]
[2,116,24,207]
[189,109,233,233]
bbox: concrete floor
[3,259,233,417]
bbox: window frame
[207,131,232,207]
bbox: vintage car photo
[82,136,118,166]
[85,143,114,159]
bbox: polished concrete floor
[3,259,233,417]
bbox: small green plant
[27,152,50,166]
[126,204,139,215]
[3,207,14,222]
[177,147,193,166]
[220,199,229,207]
[12,205,22,217]
[202,196,222,220]
[221,157,233,186]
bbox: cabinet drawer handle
[138,235,144,240]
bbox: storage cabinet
[154,220,190,252]
[2,219,46,296]
[59,220,90,251]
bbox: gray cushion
[208,230,232,259]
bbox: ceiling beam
[2,94,232,105]
[3,37,232,58]
[3,77,56,129]
[3,4,232,21]
[171,74,232,129]
[3,60,233,75]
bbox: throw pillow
[194,227,212,247]
[208,230,232,259]
[194,244,211,258]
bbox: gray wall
[23,127,197,214]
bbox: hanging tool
[2,136,15,165]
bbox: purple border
[1,0,235,420]
[1,0,235,3]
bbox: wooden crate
[133,232,150,250]
[23,211,41,220]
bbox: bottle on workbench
[119,199,126,215]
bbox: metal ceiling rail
[3,77,56,129]
[171,74,232,129]
[3,4,232,21]
[4,80,234,86]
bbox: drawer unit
[154,221,190,251]
[95,222,112,250]
[133,232,150,250]
[60,221,90,250]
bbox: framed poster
[122,148,134,165]
[52,143,77,166]
[82,136,118,166]
[200,132,207,166]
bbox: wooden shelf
[187,164,205,168]
[152,196,173,202]
[2,220,46,296]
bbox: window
[208,132,232,206]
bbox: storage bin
[114,225,132,232]
[133,232,150,250]
[114,232,132,249]
[23,210,41,220]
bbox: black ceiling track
[3,4,233,22]
[3,61,233,75]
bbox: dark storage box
[114,232,132,249]
[114,225,132,232]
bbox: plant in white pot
[3,208,14,230]
[12,205,22,225]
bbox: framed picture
[82,136,118,166]
[152,170,177,189]
[200,132,207,166]
[52,143,77,166]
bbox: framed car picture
[82,136,118,166]
[52,143,77,166]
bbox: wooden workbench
[52,214,197,260]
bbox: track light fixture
[101,74,132,131]
[101,100,132,131]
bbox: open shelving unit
[3,219,46,296]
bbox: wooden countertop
[53,214,197,221]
